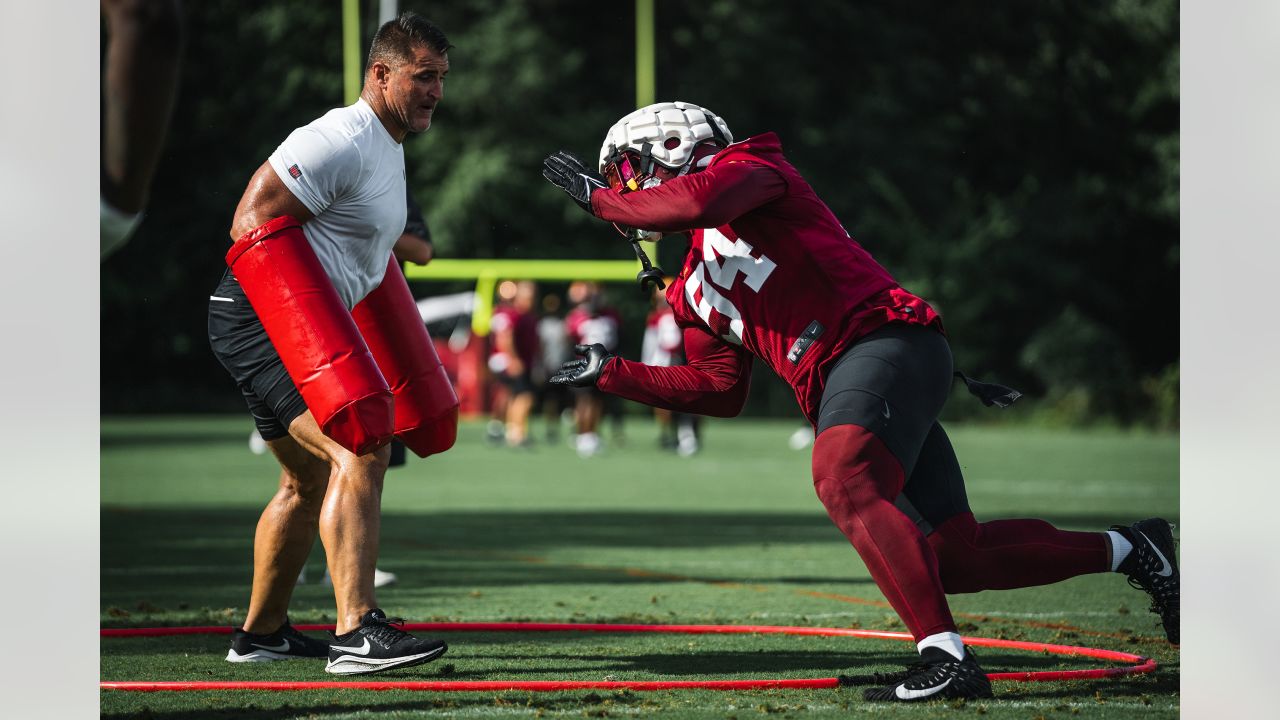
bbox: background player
[564,281,622,457]
[641,283,700,456]
[544,101,1179,702]
[488,280,541,448]
[536,293,574,444]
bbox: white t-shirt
[268,98,406,308]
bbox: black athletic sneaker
[226,620,330,662]
[325,609,448,675]
[863,647,994,702]
[1113,517,1180,644]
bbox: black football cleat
[325,609,448,675]
[863,647,994,702]
[1113,517,1180,644]
[226,619,330,662]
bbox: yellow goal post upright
[402,259,647,336]
[379,0,663,335]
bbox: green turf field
[101,416,1179,718]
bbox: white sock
[1107,530,1133,572]
[917,632,965,661]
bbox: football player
[543,102,1178,702]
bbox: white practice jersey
[268,98,407,308]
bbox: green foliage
[1142,361,1180,431]
[101,1,1178,427]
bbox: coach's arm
[230,161,316,240]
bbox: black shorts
[815,322,971,534]
[571,385,606,402]
[207,269,308,440]
[496,369,535,396]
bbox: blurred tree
[659,0,1178,423]
[101,0,1177,426]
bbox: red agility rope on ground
[100,679,842,692]
[100,622,1155,692]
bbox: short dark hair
[366,12,451,71]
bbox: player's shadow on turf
[437,649,1095,678]
[989,673,1180,700]
[101,507,1158,616]
[452,649,906,677]
[103,507,1152,554]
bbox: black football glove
[549,343,614,387]
[542,150,607,216]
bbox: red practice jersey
[490,304,540,369]
[642,306,683,366]
[591,133,941,424]
[566,305,623,353]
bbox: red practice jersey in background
[565,305,622,353]
[490,304,540,370]
[642,306,683,367]
[591,133,942,424]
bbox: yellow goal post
[402,259,648,336]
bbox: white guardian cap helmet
[598,101,733,193]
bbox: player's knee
[928,512,982,593]
[333,445,391,488]
[283,472,327,510]
[811,424,904,510]
[270,462,328,521]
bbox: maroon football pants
[813,424,955,638]
[812,423,1109,640]
[813,324,1110,641]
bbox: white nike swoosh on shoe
[250,639,291,653]
[1137,530,1175,577]
[325,646,447,675]
[896,677,952,701]
[333,637,372,656]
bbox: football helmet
[598,101,733,194]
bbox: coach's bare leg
[241,435,330,634]
[576,393,603,435]
[505,391,534,445]
[286,411,391,635]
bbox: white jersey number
[685,228,776,345]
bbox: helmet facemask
[601,142,677,242]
